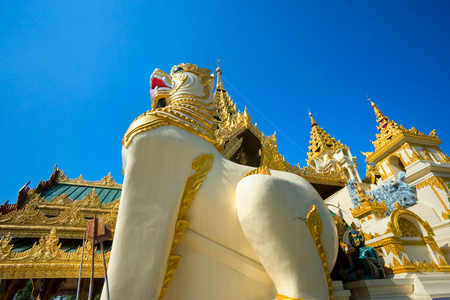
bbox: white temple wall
[408,201,442,226]
[416,186,449,222]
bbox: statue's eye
[173,67,183,74]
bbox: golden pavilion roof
[213,62,265,159]
[0,167,120,280]
[363,98,441,163]
[211,65,346,191]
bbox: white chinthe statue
[103,63,338,300]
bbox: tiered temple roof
[363,98,442,163]
[0,167,120,287]
[306,111,347,164]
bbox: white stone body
[103,65,338,300]
[104,127,338,300]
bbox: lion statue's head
[122,63,218,148]
[150,63,215,111]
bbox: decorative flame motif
[158,154,214,300]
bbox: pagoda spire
[307,111,344,162]
[308,109,318,127]
[213,60,238,132]
[215,59,224,90]
[368,96,390,131]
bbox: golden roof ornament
[306,111,346,163]
[363,98,441,163]
[170,63,210,77]
[368,96,390,131]
[215,59,224,90]
[308,110,318,127]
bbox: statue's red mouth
[150,75,172,100]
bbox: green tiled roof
[40,183,121,205]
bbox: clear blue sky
[1,1,450,203]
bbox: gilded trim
[0,229,109,279]
[243,166,271,178]
[305,205,334,300]
[275,294,304,300]
[158,154,214,300]
[0,197,119,239]
[56,170,122,188]
[388,203,434,236]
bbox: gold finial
[215,59,223,90]
[216,59,221,74]
[367,95,376,108]
[367,96,389,130]
[308,109,317,127]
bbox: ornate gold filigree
[333,214,348,242]
[383,242,407,258]
[0,198,118,239]
[170,63,210,77]
[76,189,102,208]
[363,162,381,184]
[411,259,450,272]
[397,218,421,237]
[388,203,434,236]
[0,229,109,279]
[243,166,271,178]
[0,203,47,225]
[104,200,120,230]
[305,205,334,300]
[56,170,121,188]
[306,112,347,165]
[221,136,243,159]
[360,229,373,241]
[158,154,214,300]
[350,198,388,219]
[0,233,13,260]
[47,193,72,206]
[260,134,287,172]
[36,190,120,218]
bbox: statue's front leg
[103,132,194,300]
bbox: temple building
[1,64,449,299]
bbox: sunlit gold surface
[0,192,119,239]
[0,228,108,279]
[305,205,334,300]
[275,294,304,300]
[56,169,122,188]
[306,111,348,165]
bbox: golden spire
[308,109,317,127]
[307,111,344,162]
[368,96,389,131]
[215,59,224,90]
